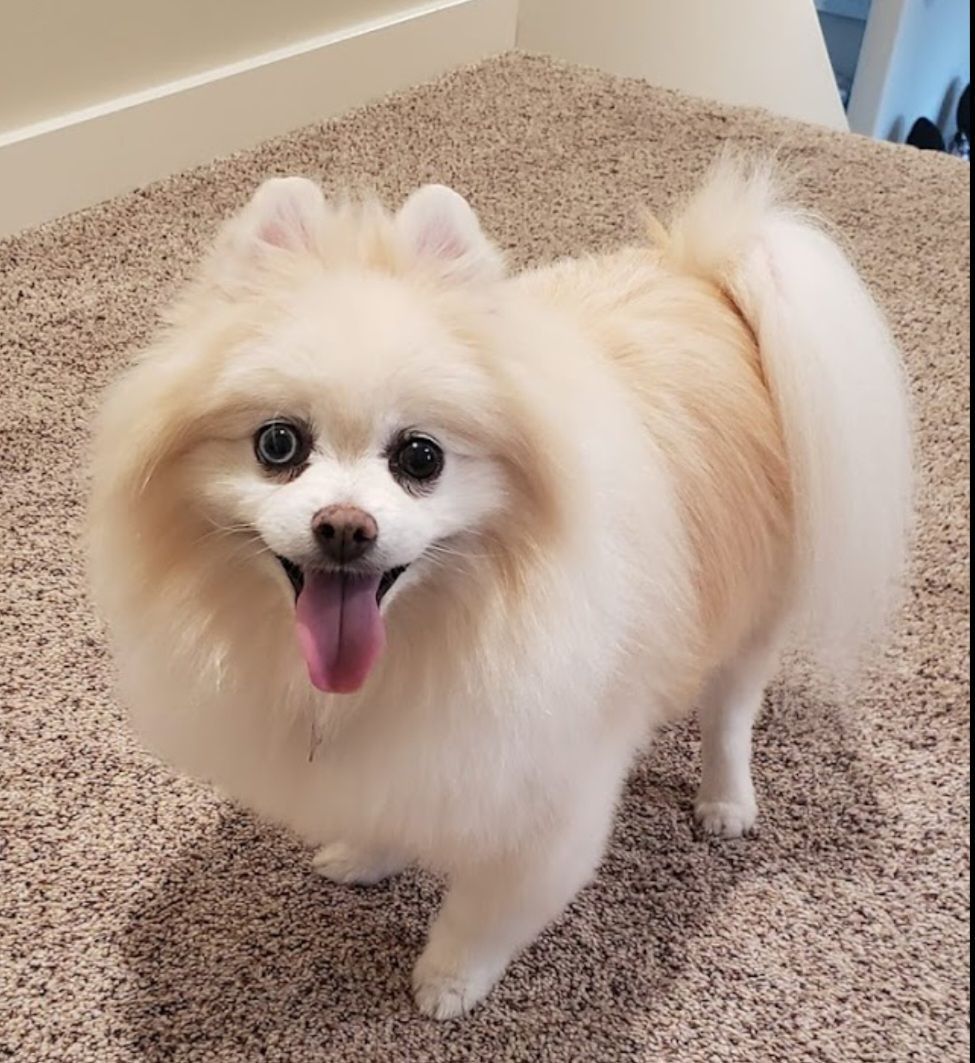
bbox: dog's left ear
[396,185,504,284]
[208,176,326,290]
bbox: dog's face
[98,180,558,694]
[194,268,505,584]
[189,269,513,692]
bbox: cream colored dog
[89,160,912,1018]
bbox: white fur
[396,183,506,284]
[667,160,914,671]
[89,163,912,1019]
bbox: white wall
[848,0,970,141]
[518,0,848,130]
[0,0,412,133]
[0,0,517,237]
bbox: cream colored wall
[0,0,516,236]
[0,0,407,132]
[518,0,847,130]
[1,0,845,233]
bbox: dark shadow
[887,115,907,145]
[118,684,887,1061]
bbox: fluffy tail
[660,158,913,672]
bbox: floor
[0,53,969,1063]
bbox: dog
[89,159,912,1018]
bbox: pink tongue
[295,571,385,693]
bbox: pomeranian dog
[89,159,911,1018]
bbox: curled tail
[659,158,913,672]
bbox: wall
[0,0,517,236]
[518,0,848,130]
[0,1,416,134]
[817,8,871,105]
[848,0,970,141]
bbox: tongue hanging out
[295,570,386,693]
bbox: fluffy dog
[89,160,912,1018]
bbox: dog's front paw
[694,797,758,838]
[312,842,404,886]
[412,946,500,1020]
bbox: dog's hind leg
[694,627,785,838]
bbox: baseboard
[0,0,517,238]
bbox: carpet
[0,53,969,1062]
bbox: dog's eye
[255,421,308,469]
[390,434,444,486]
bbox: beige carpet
[0,53,969,1062]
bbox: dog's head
[91,179,562,694]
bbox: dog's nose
[311,504,378,564]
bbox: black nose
[311,504,378,564]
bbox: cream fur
[88,162,912,1019]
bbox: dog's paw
[412,948,499,1020]
[695,797,758,838]
[311,842,404,886]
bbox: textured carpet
[0,53,969,1063]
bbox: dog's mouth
[276,556,408,606]
[275,556,410,695]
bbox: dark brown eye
[390,434,444,485]
[255,421,308,469]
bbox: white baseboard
[0,0,517,238]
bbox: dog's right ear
[206,176,326,291]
